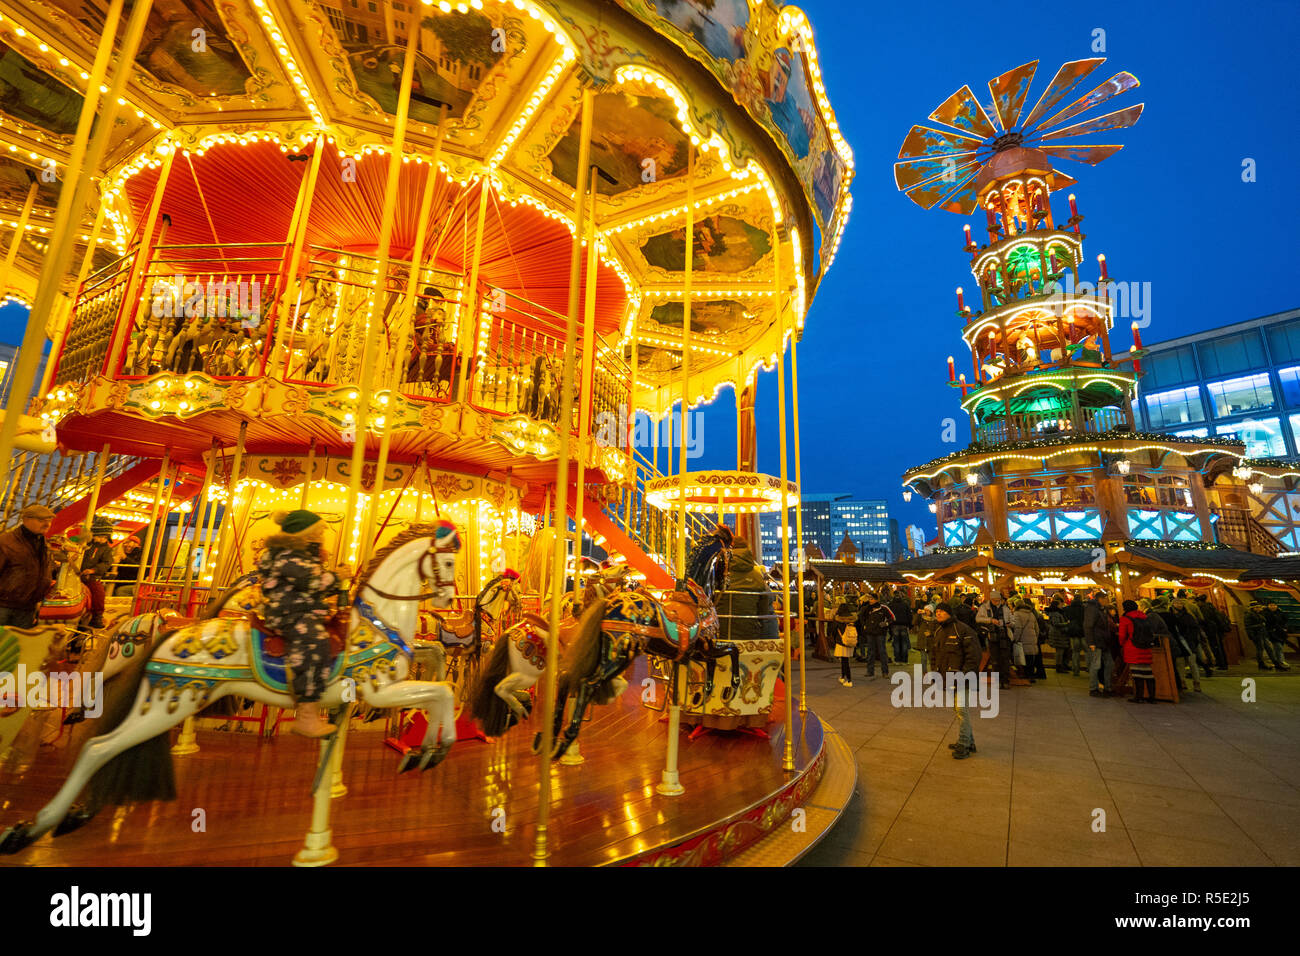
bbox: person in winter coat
[888,590,913,664]
[79,518,116,629]
[953,594,978,630]
[856,591,895,678]
[1118,600,1156,703]
[1137,597,1189,691]
[1173,590,1214,677]
[932,605,982,759]
[1007,599,1040,684]
[976,589,1014,689]
[1195,593,1230,669]
[1046,594,1072,673]
[1151,592,1203,688]
[1263,603,1293,670]
[0,504,56,628]
[911,603,938,671]
[258,510,348,737]
[1245,602,1288,671]
[832,608,858,686]
[1084,590,1116,696]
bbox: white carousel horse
[0,520,464,855]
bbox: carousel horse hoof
[0,823,36,854]
[419,744,452,771]
[397,750,421,774]
[531,732,543,755]
[53,804,96,837]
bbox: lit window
[1217,418,1287,458]
[1206,374,1274,418]
[1144,386,1204,428]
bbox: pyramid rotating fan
[895,58,1143,214]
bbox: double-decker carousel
[0,0,854,865]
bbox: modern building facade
[1135,307,1300,461]
[759,494,892,565]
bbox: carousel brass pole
[146,459,178,580]
[340,12,421,576]
[179,441,218,611]
[199,445,224,586]
[774,231,796,772]
[0,0,143,493]
[535,84,593,867]
[80,442,111,556]
[658,144,694,799]
[792,336,807,715]
[213,421,247,586]
[454,179,490,406]
[133,449,171,596]
[0,174,40,302]
[624,316,637,529]
[572,168,599,591]
[300,438,315,509]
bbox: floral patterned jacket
[256,535,346,629]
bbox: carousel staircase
[2,448,142,529]
[578,447,718,589]
[48,458,162,534]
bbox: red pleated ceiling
[122,140,627,337]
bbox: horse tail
[86,642,176,810]
[556,596,611,702]
[467,631,514,736]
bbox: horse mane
[558,596,608,686]
[356,522,449,587]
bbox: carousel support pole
[658,144,694,799]
[133,449,170,596]
[625,316,638,530]
[792,336,807,715]
[146,458,178,580]
[572,168,600,594]
[0,174,40,303]
[292,737,341,867]
[535,84,593,867]
[80,442,111,550]
[774,231,795,773]
[0,0,147,493]
[300,438,315,509]
[213,421,247,586]
[199,447,224,586]
[179,441,218,610]
[454,179,491,406]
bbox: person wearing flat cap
[0,504,57,628]
[257,509,346,737]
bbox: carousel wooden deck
[0,665,825,867]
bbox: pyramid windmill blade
[988,61,1038,131]
[1035,72,1140,134]
[897,124,984,161]
[1039,104,1144,142]
[933,175,981,215]
[1019,58,1105,131]
[894,154,978,191]
[904,167,978,210]
[927,85,997,139]
[1036,144,1125,165]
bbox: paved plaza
[798,656,1300,866]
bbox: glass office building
[1135,308,1300,461]
[759,495,893,565]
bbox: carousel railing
[973,404,1130,444]
[0,448,140,529]
[54,241,632,460]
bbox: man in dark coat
[80,518,116,629]
[888,590,913,664]
[1194,594,1231,669]
[856,591,895,678]
[1084,590,1116,696]
[0,504,57,628]
[933,605,982,759]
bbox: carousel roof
[0,0,855,415]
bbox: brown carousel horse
[538,577,739,758]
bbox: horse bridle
[362,541,454,603]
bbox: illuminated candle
[1068,193,1078,218]
[963,224,972,247]
[1098,253,1108,281]
[1131,321,1143,349]
[956,286,965,312]
[948,355,956,382]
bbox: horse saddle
[522,612,585,649]
[251,611,348,659]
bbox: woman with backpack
[1118,599,1157,703]
[1008,598,1040,684]
[834,608,859,687]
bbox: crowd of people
[823,582,1295,756]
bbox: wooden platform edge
[722,723,857,868]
